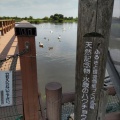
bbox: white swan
[39,42,44,48]
[50,30,53,33]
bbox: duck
[58,35,61,39]
[44,37,46,39]
[39,42,44,48]
[48,47,53,50]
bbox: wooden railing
[0,20,15,36]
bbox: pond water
[34,23,77,100]
[34,21,120,102]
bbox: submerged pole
[75,0,114,120]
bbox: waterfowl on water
[44,37,46,39]
[39,42,44,48]
[58,35,61,39]
[62,28,66,31]
[48,47,53,50]
[50,30,53,33]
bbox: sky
[0,0,119,18]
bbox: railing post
[46,82,62,120]
[15,22,40,120]
[75,0,114,120]
[0,21,4,35]
[3,21,6,34]
[6,21,8,32]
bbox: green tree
[43,16,49,20]
[29,16,33,20]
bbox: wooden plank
[75,0,114,120]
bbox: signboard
[0,71,13,107]
[75,34,106,120]
[15,23,37,36]
[80,39,102,120]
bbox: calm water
[34,23,77,100]
[34,22,120,102]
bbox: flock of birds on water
[39,26,69,50]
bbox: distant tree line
[0,14,78,24]
[0,14,119,24]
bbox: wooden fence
[0,20,15,36]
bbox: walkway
[0,28,42,120]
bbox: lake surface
[34,22,120,102]
[34,23,77,100]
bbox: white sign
[0,71,13,107]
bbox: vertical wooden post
[97,89,108,120]
[75,0,114,120]
[6,21,9,32]
[3,21,6,34]
[8,21,10,31]
[46,82,62,120]
[15,22,40,120]
[0,21,4,35]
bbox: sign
[15,23,37,36]
[78,37,103,120]
[0,71,13,107]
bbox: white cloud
[0,0,119,18]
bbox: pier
[0,25,43,120]
[0,1,120,119]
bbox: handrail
[0,19,15,36]
[107,50,120,100]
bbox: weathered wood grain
[75,0,114,120]
[16,23,42,120]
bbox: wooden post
[15,22,40,120]
[3,21,6,34]
[46,82,62,120]
[6,21,9,32]
[75,0,114,120]
[97,89,108,120]
[0,21,4,35]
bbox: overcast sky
[0,0,119,18]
